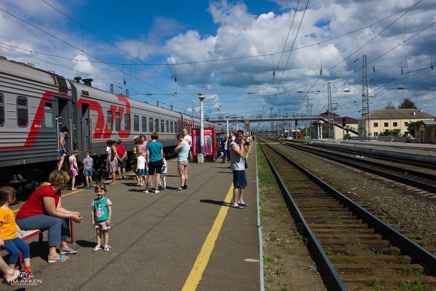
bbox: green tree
[398,98,416,109]
[384,102,396,109]
[392,129,401,136]
[407,121,420,137]
[379,129,401,136]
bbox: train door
[56,98,72,152]
[80,103,92,152]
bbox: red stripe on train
[0,91,69,151]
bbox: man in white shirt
[182,128,192,147]
[182,128,192,160]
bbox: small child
[69,150,79,190]
[159,157,168,190]
[0,187,34,279]
[82,151,94,189]
[136,150,146,186]
[91,183,112,252]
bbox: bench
[1,220,75,269]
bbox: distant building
[416,120,436,144]
[364,109,434,138]
[315,112,358,139]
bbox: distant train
[0,56,224,197]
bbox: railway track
[284,142,436,194]
[292,141,436,171]
[259,139,436,290]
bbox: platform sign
[191,127,216,162]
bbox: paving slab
[4,147,260,291]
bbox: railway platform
[6,150,260,290]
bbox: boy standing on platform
[82,151,93,189]
[116,140,127,180]
[136,150,146,186]
[159,156,168,190]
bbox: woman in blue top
[144,132,164,193]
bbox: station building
[366,109,434,139]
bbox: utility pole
[327,82,333,139]
[305,95,309,138]
[361,55,370,140]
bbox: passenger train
[0,57,224,197]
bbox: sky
[1,0,436,123]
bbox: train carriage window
[161,120,165,132]
[124,113,131,130]
[134,115,139,131]
[115,112,120,131]
[44,102,54,128]
[142,116,147,132]
[166,120,169,133]
[154,118,159,132]
[0,94,4,127]
[17,97,28,127]
[149,118,153,132]
[107,111,113,130]
[170,121,174,133]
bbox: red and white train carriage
[0,57,223,198]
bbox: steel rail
[262,140,436,276]
[286,143,436,193]
[259,142,347,290]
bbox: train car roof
[0,57,60,87]
[70,81,183,117]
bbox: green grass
[397,267,426,276]
[396,279,429,290]
[274,267,286,277]
[405,232,430,247]
[275,253,283,260]
[268,233,279,242]
[367,277,383,288]
[323,247,333,256]
[260,208,275,217]
[263,254,273,263]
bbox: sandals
[60,247,78,255]
[2,270,22,286]
[48,254,70,263]
[94,245,111,251]
[232,205,244,209]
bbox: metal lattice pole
[361,55,370,140]
[327,82,333,139]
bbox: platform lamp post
[198,94,205,163]
[226,115,229,138]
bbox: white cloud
[161,0,436,116]
[1,0,435,118]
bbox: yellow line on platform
[182,185,234,291]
